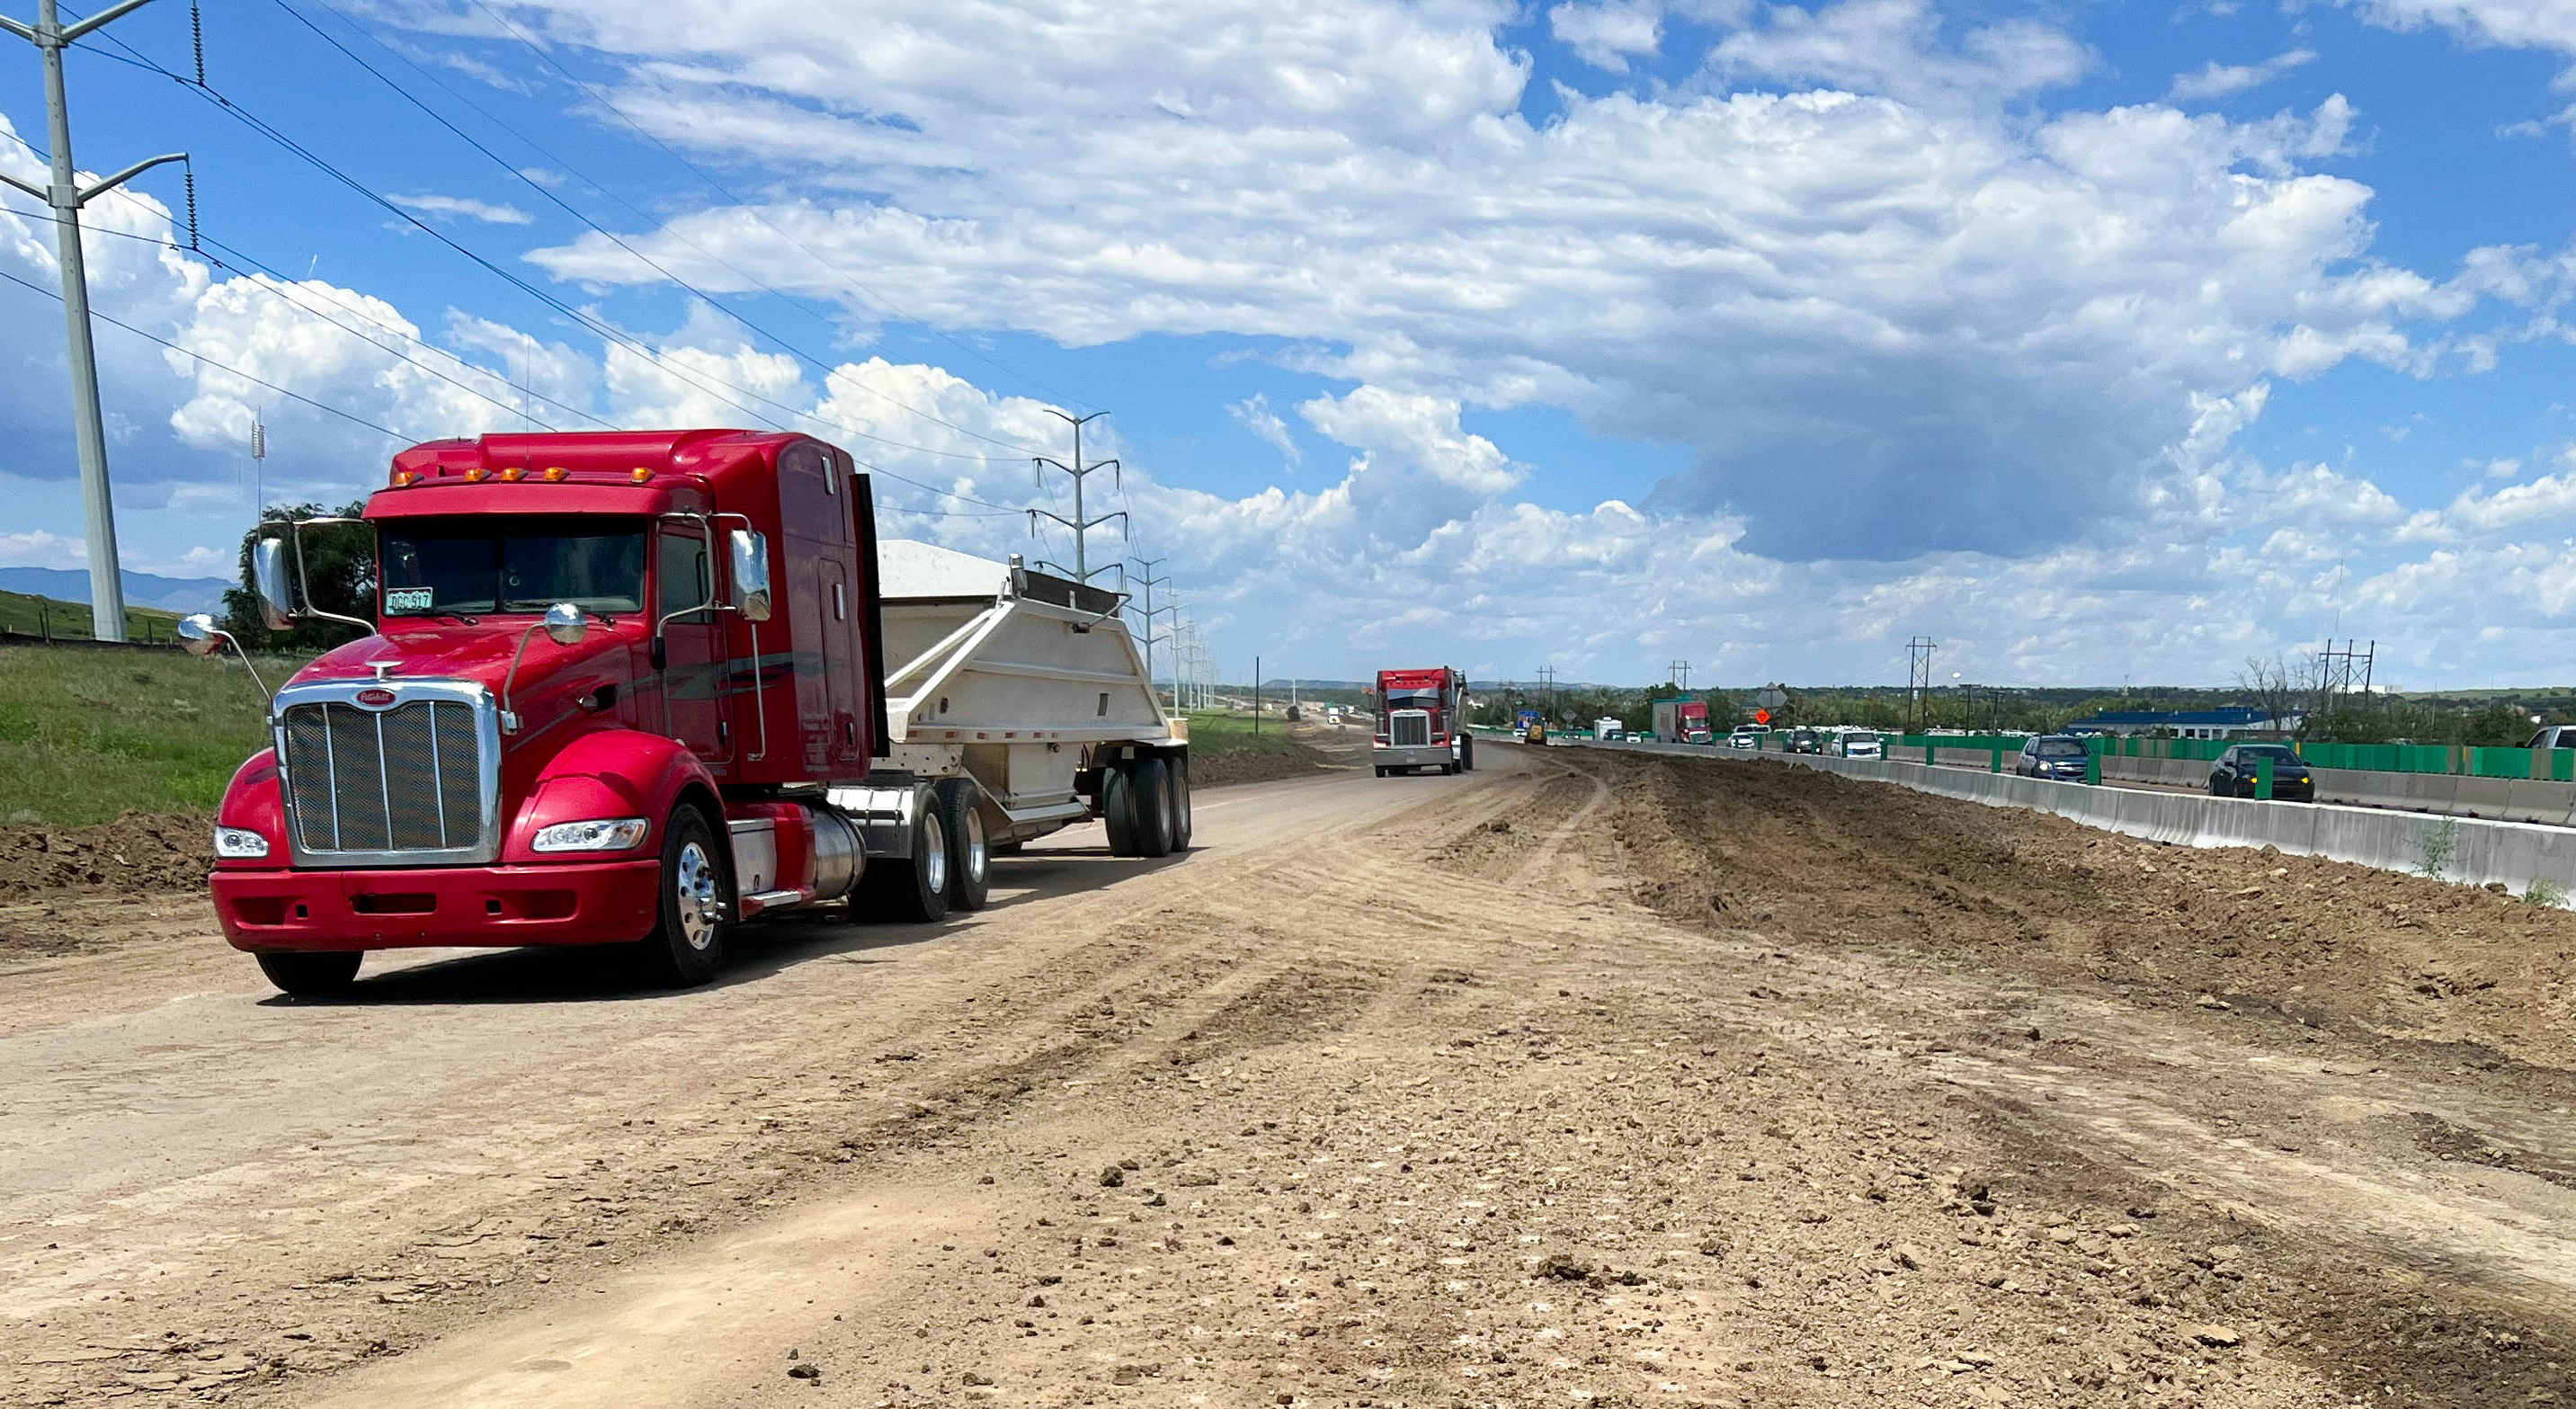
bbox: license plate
[386,588,433,612]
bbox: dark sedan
[2014,735,2093,780]
[2208,744,2315,801]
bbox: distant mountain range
[0,566,233,615]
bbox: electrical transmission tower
[1668,659,1691,692]
[1129,557,1177,709]
[1030,409,1126,585]
[1905,637,1938,729]
[0,0,191,640]
[2316,638,2376,720]
[1536,665,1559,714]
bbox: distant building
[2063,707,2301,740]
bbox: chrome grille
[279,695,490,861]
[1390,710,1431,748]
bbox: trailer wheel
[936,780,991,912]
[1102,763,1138,855]
[254,950,361,998]
[1460,736,1475,771]
[1374,766,1387,779]
[1165,753,1193,851]
[637,804,730,986]
[1128,755,1174,857]
[860,798,950,923]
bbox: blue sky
[4,0,2575,689]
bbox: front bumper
[1373,743,1454,770]
[210,859,664,952]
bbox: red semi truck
[183,430,1189,996]
[1370,666,1473,776]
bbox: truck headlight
[213,825,270,859]
[532,817,651,852]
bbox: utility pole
[249,414,266,519]
[1030,409,1126,584]
[1253,655,1261,735]
[0,0,186,641]
[1537,665,1559,716]
[1668,659,1691,693]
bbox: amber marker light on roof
[500,467,526,482]
[390,470,419,486]
[464,467,489,483]
[631,468,652,483]
[542,466,569,482]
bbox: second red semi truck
[1370,666,1473,776]
[183,430,1190,996]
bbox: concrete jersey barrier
[1562,736,2576,901]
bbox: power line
[254,0,1053,462]
[452,0,1096,417]
[0,263,401,435]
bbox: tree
[223,501,377,652]
[2235,654,2305,737]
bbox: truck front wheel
[255,950,361,998]
[639,805,730,987]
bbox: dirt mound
[1190,740,1334,788]
[1605,752,2576,1070]
[0,811,210,900]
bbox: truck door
[655,526,732,765]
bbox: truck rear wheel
[1460,736,1475,771]
[1165,753,1193,851]
[936,780,990,912]
[860,798,950,923]
[1101,763,1138,855]
[255,950,361,998]
[1128,755,1174,858]
[638,804,730,987]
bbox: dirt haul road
[4,739,2576,1407]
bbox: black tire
[638,804,730,987]
[936,779,991,912]
[1102,763,1138,855]
[859,796,950,923]
[1128,755,1174,858]
[1375,766,1387,779]
[255,950,361,997]
[1166,753,1193,851]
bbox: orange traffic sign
[1754,709,1771,726]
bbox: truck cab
[1371,666,1472,776]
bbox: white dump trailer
[827,541,1191,885]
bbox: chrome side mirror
[177,612,223,657]
[175,612,272,699]
[251,537,295,632]
[542,601,588,647]
[502,602,589,732]
[728,528,772,623]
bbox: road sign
[1756,685,1787,709]
[1754,708,1771,726]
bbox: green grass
[0,646,295,826]
[0,588,188,644]
[1177,709,1312,759]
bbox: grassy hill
[0,587,189,645]
[0,644,289,826]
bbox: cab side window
[658,531,709,621]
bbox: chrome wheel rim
[674,840,721,951]
[964,806,987,885]
[923,810,948,896]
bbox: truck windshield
[379,516,647,617]
[1386,691,1442,709]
